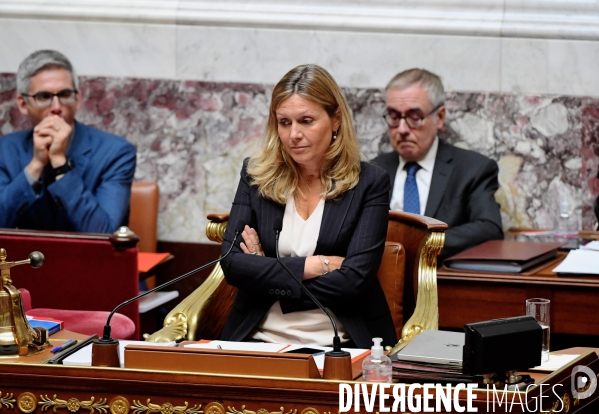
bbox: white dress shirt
[390,137,439,215]
[251,195,349,346]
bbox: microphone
[273,218,351,380]
[91,220,246,367]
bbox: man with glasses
[0,50,135,232]
[371,68,503,259]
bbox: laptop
[391,330,464,366]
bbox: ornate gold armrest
[144,215,231,342]
[386,211,447,354]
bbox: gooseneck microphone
[91,220,246,367]
[273,218,343,351]
[273,218,351,379]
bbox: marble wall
[1,73,597,242]
[2,1,599,96]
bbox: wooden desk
[437,252,599,336]
[1,349,598,414]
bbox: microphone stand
[274,225,352,380]
[91,223,244,367]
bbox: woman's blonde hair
[248,64,361,204]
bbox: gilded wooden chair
[145,211,447,352]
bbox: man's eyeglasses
[383,104,443,129]
[22,89,78,108]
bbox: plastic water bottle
[362,337,392,382]
[556,198,576,238]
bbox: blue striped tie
[403,162,421,214]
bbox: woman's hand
[240,225,264,256]
[303,255,344,280]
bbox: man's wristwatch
[52,158,74,177]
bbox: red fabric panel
[26,308,136,340]
[19,288,32,311]
[1,234,139,339]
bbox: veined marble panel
[0,74,597,242]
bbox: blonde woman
[220,64,395,348]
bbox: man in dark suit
[371,68,503,259]
[0,50,136,233]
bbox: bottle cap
[370,337,383,358]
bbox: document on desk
[185,340,291,353]
[530,354,580,372]
[62,340,177,367]
[553,249,599,275]
[581,240,599,251]
[184,341,369,371]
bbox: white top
[390,136,439,215]
[251,195,349,346]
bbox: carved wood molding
[10,393,332,414]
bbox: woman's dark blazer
[219,159,397,348]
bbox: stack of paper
[63,340,177,367]
[138,290,179,313]
[581,241,599,251]
[530,354,581,372]
[553,249,599,275]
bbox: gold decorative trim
[204,403,225,414]
[562,393,570,413]
[549,394,570,414]
[300,409,319,414]
[144,218,229,343]
[206,221,228,243]
[227,406,296,414]
[131,400,202,414]
[110,397,130,414]
[17,392,35,413]
[145,262,226,342]
[389,231,444,354]
[143,312,188,342]
[0,392,16,410]
[39,395,109,413]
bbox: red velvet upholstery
[20,287,32,312]
[1,230,140,338]
[20,288,135,340]
[26,308,136,340]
